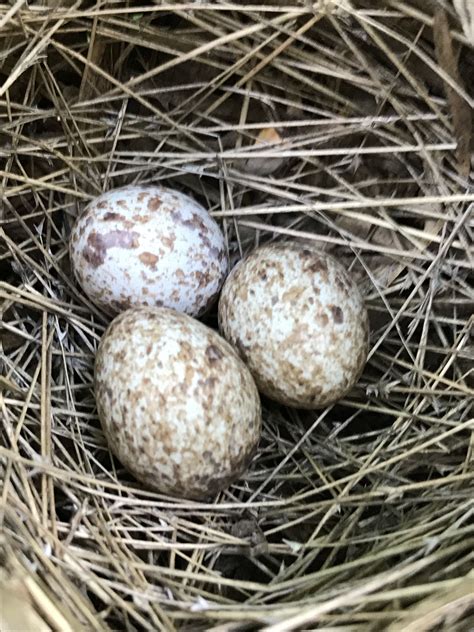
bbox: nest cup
[1,3,473,631]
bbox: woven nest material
[1,2,473,631]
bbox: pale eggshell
[94,307,261,499]
[218,242,369,409]
[70,185,228,316]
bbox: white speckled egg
[70,185,228,316]
[218,242,369,409]
[94,307,261,499]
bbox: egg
[218,242,369,409]
[70,185,228,316]
[94,307,261,499]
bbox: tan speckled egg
[218,242,369,409]
[94,307,261,499]
[70,185,228,316]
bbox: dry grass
[1,1,473,631]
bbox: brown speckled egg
[70,185,228,316]
[94,307,261,499]
[218,242,369,409]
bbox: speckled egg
[218,242,369,409]
[70,185,228,316]
[94,307,261,499]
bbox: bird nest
[1,2,473,631]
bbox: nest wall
[1,2,473,631]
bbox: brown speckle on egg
[205,344,224,364]
[139,252,159,269]
[329,304,344,324]
[83,229,140,268]
[148,196,162,212]
[103,212,124,221]
[94,307,261,500]
[218,241,369,409]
